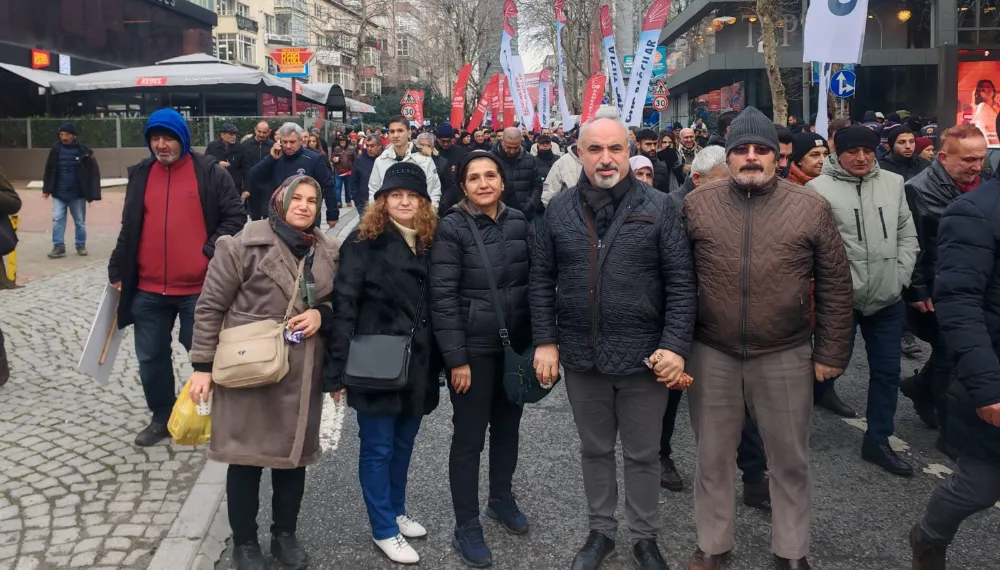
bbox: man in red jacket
[108,109,245,446]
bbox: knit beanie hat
[456,150,505,186]
[886,125,913,149]
[914,137,934,156]
[375,163,430,202]
[58,122,76,136]
[792,132,828,164]
[833,124,880,155]
[725,107,780,155]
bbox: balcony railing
[265,33,294,45]
[235,14,258,33]
[274,0,308,12]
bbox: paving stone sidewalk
[0,262,206,569]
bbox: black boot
[900,370,939,429]
[909,524,947,570]
[816,389,856,417]
[271,532,309,570]
[134,421,169,447]
[743,476,771,510]
[571,531,616,570]
[233,541,267,570]
[631,539,669,570]
[659,458,683,492]
[861,440,914,477]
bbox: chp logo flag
[499,0,535,128]
[501,76,517,129]
[554,0,575,128]
[467,74,500,133]
[622,0,672,126]
[451,63,473,128]
[802,0,868,138]
[537,68,552,129]
[580,74,608,123]
[600,5,627,114]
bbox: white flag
[803,0,869,64]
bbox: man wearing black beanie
[787,133,829,185]
[806,123,920,476]
[879,126,930,182]
[635,129,678,192]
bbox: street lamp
[868,12,883,50]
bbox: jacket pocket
[624,216,655,224]
[878,207,888,240]
[854,209,864,243]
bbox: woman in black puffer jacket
[429,151,532,567]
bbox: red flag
[450,64,473,128]
[590,24,601,76]
[502,76,516,129]
[581,74,607,123]
[412,89,425,125]
[467,75,500,133]
[491,73,503,127]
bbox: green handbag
[462,214,558,406]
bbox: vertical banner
[580,74,607,123]
[537,68,552,130]
[803,0,868,64]
[412,90,425,125]
[451,63,473,128]
[815,63,832,139]
[600,5,626,114]
[622,0,672,126]
[491,73,503,127]
[467,74,500,133]
[499,0,535,128]
[590,24,602,76]
[502,75,517,129]
[554,0,575,129]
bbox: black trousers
[227,464,307,545]
[448,354,524,526]
[661,389,767,484]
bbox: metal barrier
[4,215,17,283]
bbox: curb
[146,459,229,570]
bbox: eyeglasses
[730,144,774,156]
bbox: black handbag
[462,214,558,406]
[0,216,16,257]
[342,261,428,391]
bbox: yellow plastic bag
[167,378,212,446]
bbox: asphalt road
[216,340,1000,570]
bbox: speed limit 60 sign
[652,95,668,111]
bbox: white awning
[346,97,376,114]
[0,63,66,88]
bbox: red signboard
[31,49,51,70]
[268,48,315,76]
[136,77,168,87]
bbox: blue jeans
[52,197,86,247]
[132,291,198,424]
[356,410,422,540]
[335,174,352,205]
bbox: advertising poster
[720,85,732,110]
[730,82,744,111]
[707,90,722,112]
[957,61,1000,147]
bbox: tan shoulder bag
[212,258,305,389]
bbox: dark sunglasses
[730,144,774,156]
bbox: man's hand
[219,161,231,168]
[287,309,322,338]
[977,402,1000,427]
[534,344,560,386]
[451,365,472,394]
[110,281,121,290]
[42,193,50,200]
[330,388,346,403]
[241,191,250,200]
[189,371,214,404]
[270,143,282,160]
[814,362,842,382]
[911,299,935,313]
[649,349,685,383]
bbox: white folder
[77,284,124,385]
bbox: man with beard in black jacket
[436,124,468,181]
[532,134,560,181]
[492,127,543,220]
[204,123,250,202]
[242,120,274,220]
[636,129,678,193]
[901,124,988,457]
[879,126,931,181]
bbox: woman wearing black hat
[429,150,532,568]
[325,162,443,564]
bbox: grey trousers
[920,455,1000,544]
[687,341,814,559]
[564,368,670,541]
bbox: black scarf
[579,171,633,240]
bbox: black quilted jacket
[530,173,697,374]
[430,202,532,369]
[491,142,543,220]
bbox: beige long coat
[190,220,339,469]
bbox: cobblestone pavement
[0,263,206,569]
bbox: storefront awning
[346,97,376,114]
[0,63,66,89]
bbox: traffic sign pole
[292,77,297,116]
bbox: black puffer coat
[325,226,443,418]
[530,173,698,374]
[491,141,543,220]
[935,181,1000,462]
[430,202,531,369]
[878,153,930,182]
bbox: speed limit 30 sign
[652,95,668,111]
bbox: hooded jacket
[807,159,919,316]
[541,145,583,206]
[490,141,543,219]
[878,153,930,182]
[367,145,442,207]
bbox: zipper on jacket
[581,206,600,348]
[163,167,171,295]
[878,207,888,239]
[853,209,863,243]
[740,192,752,360]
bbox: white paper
[77,284,124,385]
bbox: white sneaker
[396,514,427,538]
[374,534,420,564]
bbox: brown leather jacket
[683,176,854,367]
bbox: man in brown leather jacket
[682,107,854,570]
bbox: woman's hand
[451,365,472,394]
[288,309,322,338]
[330,388,346,403]
[189,371,214,404]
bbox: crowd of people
[20,102,995,570]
